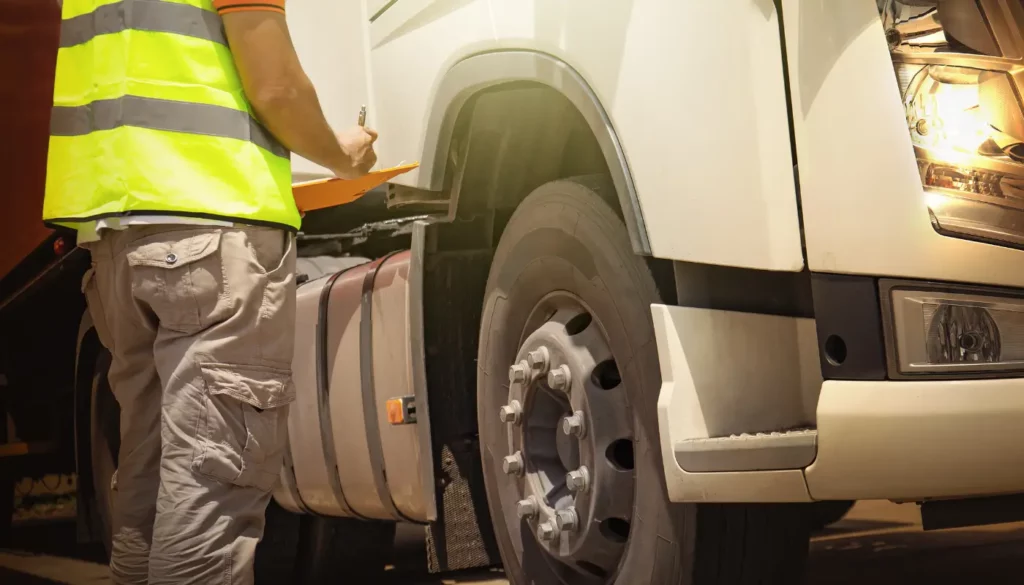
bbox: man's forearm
[221,11,352,175]
[249,75,348,174]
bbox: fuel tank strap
[360,251,417,523]
[316,265,366,519]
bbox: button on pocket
[126,231,222,334]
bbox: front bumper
[652,303,1024,504]
[806,378,1024,501]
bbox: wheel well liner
[421,50,651,255]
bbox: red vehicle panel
[0,0,60,282]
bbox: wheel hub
[499,303,636,580]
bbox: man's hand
[332,126,379,179]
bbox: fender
[418,50,652,256]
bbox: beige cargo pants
[80,225,296,585]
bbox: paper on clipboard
[293,162,419,212]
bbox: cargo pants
[80,225,296,585]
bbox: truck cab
[293,0,1024,497]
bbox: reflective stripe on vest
[50,95,289,159]
[44,0,300,230]
[59,0,227,48]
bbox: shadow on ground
[7,503,1024,584]
[813,518,914,537]
[2,520,503,585]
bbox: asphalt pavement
[3,500,1024,584]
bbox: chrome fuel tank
[273,225,436,522]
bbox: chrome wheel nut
[538,521,559,541]
[503,452,524,476]
[547,365,572,392]
[516,497,539,519]
[509,362,529,383]
[528,347,550,372]
[566,466,590,493]
[499,400,523,424]
[555,508,579,532]
[562,411,585,438]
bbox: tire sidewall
[477,180,688,585]
[88,348,117,556]
[811,500,855,531]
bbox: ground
[4,498,1024,584]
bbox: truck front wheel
[477,179,810,585]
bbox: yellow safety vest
[43,0,300,231]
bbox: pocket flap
[127,231,221,269]
[199,362,296,410]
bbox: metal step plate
[676,429,818,473]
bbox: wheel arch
[420,50,651,255]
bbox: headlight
[884,283,1024,375]
[880,0,1024,250]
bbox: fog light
[889,286,1024,375]
[926,304,1001,364]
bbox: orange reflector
[53,237,66,255]
[386,399,405,425]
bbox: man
[42,0,375,583]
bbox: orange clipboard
[293,162,419,212]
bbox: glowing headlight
[906,66,992,159]
[885,285,1024,375]
[881,0,1024,250]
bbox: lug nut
[547,365,572,392]
[499,400,523,424]
[528,347,549,372]
[516,497,539,519]
[562,411,586,438]
[509,362,529,384]
[503,451,524,476]
[555,507,579,532]
[538,521,560,541]
[566,466,590,493]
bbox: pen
[358,105,366,127]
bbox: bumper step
[676,429,817,473]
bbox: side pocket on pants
[192,362,295,492]
[82,266,114,350]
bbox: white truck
[4,0,1024,583]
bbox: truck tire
[88,348,117,555]
[810,500,855,531]
[477,178,810,585]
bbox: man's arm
[217,5,376,179]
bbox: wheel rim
[498,294,636,582]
